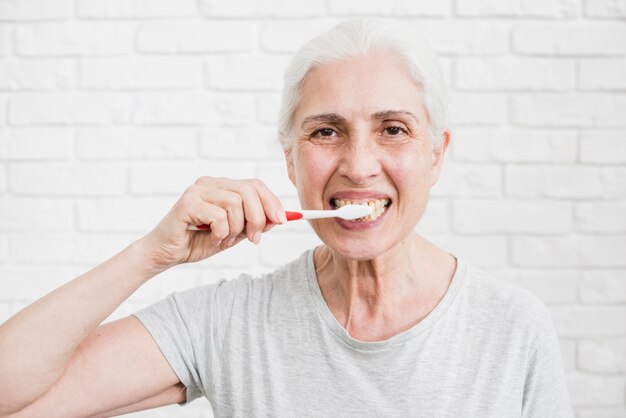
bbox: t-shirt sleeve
[131,278,238,406]
[521,302,574,418]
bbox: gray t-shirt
[132,249,573,417]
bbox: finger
[251,179,287,225]
[189,200,229,246]
[216,179,268,244]
[192,187,245,247]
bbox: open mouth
[330,198,392,222]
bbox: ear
[430,129,451,187]
[283,147,297,188]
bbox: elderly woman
[0,18,572,418]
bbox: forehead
[293,51,427,126]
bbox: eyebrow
[372,110,420,125]
[300,110,419,128]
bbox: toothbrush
[187,204,373,231]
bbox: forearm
[0,239,163,413]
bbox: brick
[513,22,626,56]
[0,59,75,90]
[575,201,626,233]
[559,338,576,372]
[259,231,322,267]
[75,128,128,160]
[0,162,6,192]
[8,162,127,196]
[201,0,326,17]
[580,130,626,163]
[567,372,626,406]
[456,0,579,17]
[579,270,626,304]
[604,167,626,197]
[0,195,73,231]
[452,199,572,234]
[428,235,508,268]
[0,94,6,125]
[198,0,256,17]
[580,58,626,90]
[129,161,255,195]
[9,232,74,264]
[128,128,198,159]
[328,0,451,16]
[199,126,281,161]
[137,21,253,53]
[580,337,626,374]
[16,22,134,57]
[259,20,340,53]
[585,0,626,17]
[9,93,134,125]
[553,306,626,337]
[454,57,576,91]
[505,165,624,199]
[414,199,449,233]
[452,127,577,163]
[511,93,626,128]
[0,234,6,263]
[76,196,175,232]
[501,269,579,304]
[0,304,11,324]
[206,54,289,91]
[77,0,196,18]
[512,236,626,267]
[0,266,83,300]
[212,92,256,126]
[79,57,202,90]
[431,163,502,197]
[448,93,507,125]
[133,92,255,126]
[0,0,73,20]
[70,232,137,265]
[257,0,326,17]
[0,128,73,160]
[0,27,8,56]
[256,93,281,125]
[409,20,509,56]
[256,162,297,198]
[134,92,215,125]
[578,407,626,418]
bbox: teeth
[331,198,390,222]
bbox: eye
[383,126,408,136]
[311,128,338,138]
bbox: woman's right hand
[137,176,287,273]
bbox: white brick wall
[0,2,624,417]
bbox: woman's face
[284,51,450,261]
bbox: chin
[324,236,388,261]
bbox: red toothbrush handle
[191,211,303,231]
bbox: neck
[313,232,456,341]
[315,233,432,316]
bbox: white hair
[277,17,448,151]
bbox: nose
[337,133,382,185]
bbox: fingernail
[253,231,261,245]
[275,209,287,224]
[226,236,237,246]
[214,239,223,247]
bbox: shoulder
[458,262,554,344]
[208,249,312,303]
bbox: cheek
[295,148,336,193]
[387,148,432,192]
